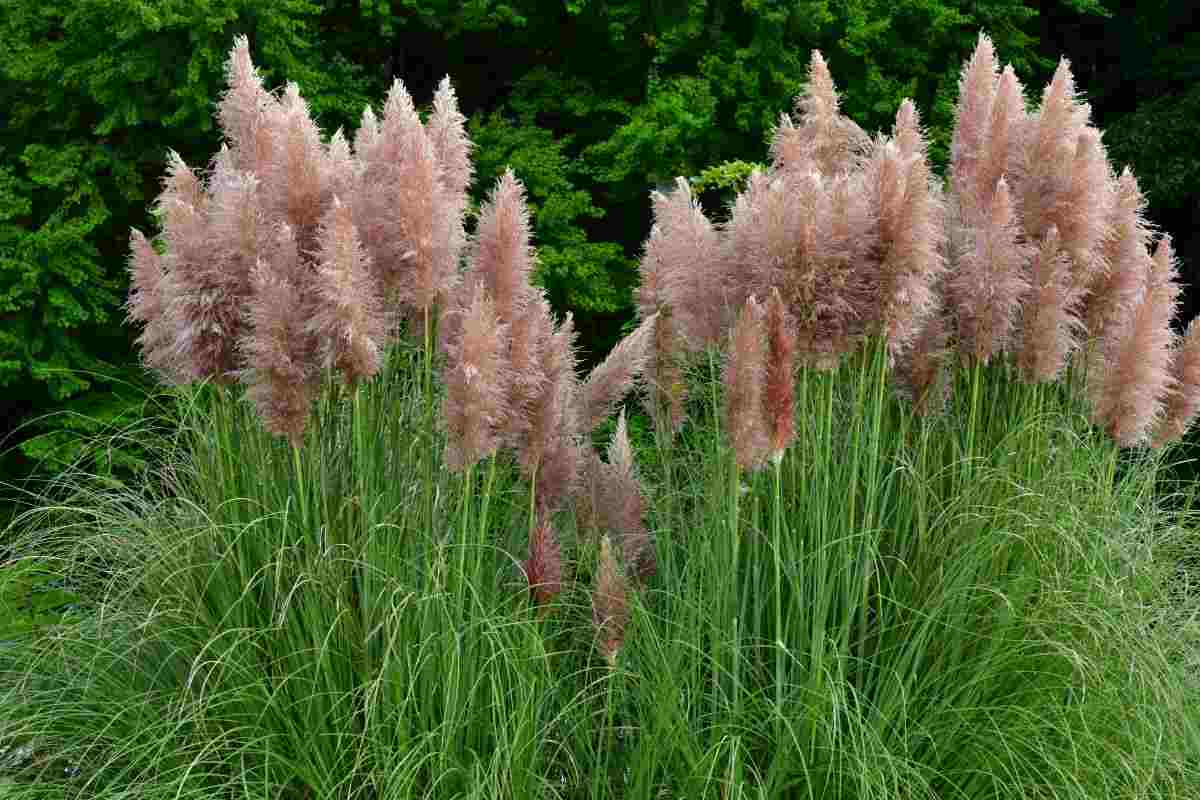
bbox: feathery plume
[1085,167,1155,341]
[156,153,245,383]
[1017,225,1084,382]
[975,65,1028,219]
[599,410,655,583]
[1154,317,1200,447]
[465,169,537,325]
[523,511,563,611]
[441,286,509,471]
[500,292,554,448]
[1014,57,1094,243]
[216,35,278,174]
[764,289,796,462]
[592,534,630,668]
[948,176,1032,364]
[639,177,725,350]
[725,297,770,472]
[309,197,388,385]
[870,104,947,357]
[528,314,583,514]
[1090,234,1181,446]
[1056,127,1114,293]
[326,129,360,209]
[240,224,318,447]
[262,83,328,251]
[426,77,473,271]
[950,33,999,226]
[643,303,689,434]
[769,50,871,178]
[576,313,657,433]
[127,230,183,382]
[357,80,458,315]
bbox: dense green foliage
[2,0,1194,495]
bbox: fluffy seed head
[724,297,770,472]
[592,534,630,668]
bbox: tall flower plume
[308,197,388,386]
[523,510,563,611]
[592,534,630,668]
[1154,318,1200,448]
[465,168,537,326]
[1017,225,1084,383]
[764,289,796,462]
[126,230,183,383]
[441,286,509,471]
[239,224,318,448]
[769,50,871,178]
[869,101,947,358]
[1085,168,1155,342]
[576,313,657,433]
[949,32,1000,228]
[597,410,655,583]
[724,296,770,472]
[948,176,1032,364]
[1089,234,1181,446]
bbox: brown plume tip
[592,535,630,668]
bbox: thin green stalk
[772,453,785,744]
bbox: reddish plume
[523,511,563,610]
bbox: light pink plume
[769,50,871,177]
[1017,225,1084,382]
[465,168,537,325]
[216,35,280,174]
[949,176,1032,364]
[1090,234,1181,446]
[309,197,389,386]
[1085,167,1155,341]
[239,224,318,447]
[950,33,1000,226]
[441,285,509,471]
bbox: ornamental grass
[2,32,1200,800]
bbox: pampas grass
[7,30,1200,800]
